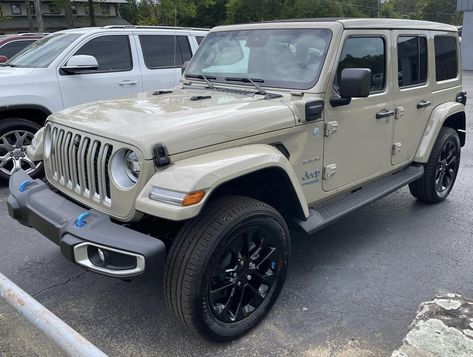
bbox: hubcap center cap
[11,148,23,159]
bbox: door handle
[376,109,395,119]
[417,100,432,109]
[119,80,137,87]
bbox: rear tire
[409,127,461,203]
[164,196,290,341]
[0,118,43,181]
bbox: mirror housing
[339,68,372,98]
[0,55,8,64]
[62,55,99,74]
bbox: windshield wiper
[225,77,282,99]
[225,77,267,95]
[185,74,216,89]
[0,63,17,67]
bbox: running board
[296,165,424,235]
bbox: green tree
[418,0,462,25]
[226,0,283,24]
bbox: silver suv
[7,19,466,341]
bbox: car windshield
[7,33,81,68]
[186,28,332,90]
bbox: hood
[50,87,297,159]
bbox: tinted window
[178,36,192,62]
[397,36,427,87]
[140,35,192,69]
[196,36,205,45]
[75,35,132,72]
[434,36,458,81]
[336,37,385,94]
[0,40,35,58]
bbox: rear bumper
[7,170,166,279]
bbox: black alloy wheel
[208,223,283,324]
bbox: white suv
[0,26,207,180]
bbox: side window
[178,36,192,62]
[74,35,132,72]
[397,36,427,88]
[139,35,191,69]
[434,36,458,81]
[336,37,386,94]
[196,36,205,45]
[0,40,35,58]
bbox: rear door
[58,33,142,108]
[322,30,395,192]
[391,30,433,165]
[135,33,193,91]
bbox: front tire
[0,118,43,181]
[164,196,290,341]
[409,127,461,203]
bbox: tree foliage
[120,0,463,28]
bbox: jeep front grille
[50,127,113,206]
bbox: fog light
[98,248,106,263]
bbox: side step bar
[295,165,424,235]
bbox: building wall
[0,1,117,17]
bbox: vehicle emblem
[313,128,321,137]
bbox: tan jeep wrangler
[7,18,466,341]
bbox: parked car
[0,25,208,180]
[7,19,465,341]
[0,33,45,63]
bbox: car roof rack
[101,25,209,31]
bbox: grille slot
[50,127,113,205]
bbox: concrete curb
[392,293,473,357]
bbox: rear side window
[75,35,132,72]
[139,35,191,69]
[0,40,35,58]
[434,36,458,81]
[336,36,386,94]
[397,36,427,87]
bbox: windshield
[186,28,332,90]
[7,33,81,68]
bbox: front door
[58,34,143,108]
[323,30,394,192]
[391,30,433,165]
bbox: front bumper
[7,170,166,279]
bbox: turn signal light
[182,191,206,206]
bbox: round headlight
[44,125,52,158]
[111,149,141,189]
[124,150,140,183]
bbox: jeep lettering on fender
[7,19,466,341]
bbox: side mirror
[61,55,99,74]
[331,68,372,107]
[0,55,8,64]
[181,60,189,74]
[340,68,372,98]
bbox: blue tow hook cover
[18,180,32,193]
[75,212,91,228]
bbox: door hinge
[322,164,337,180]
[392,142,403,155]
[324,121,338,137]
[395,107,405,120]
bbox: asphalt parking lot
[1,72,473,357]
